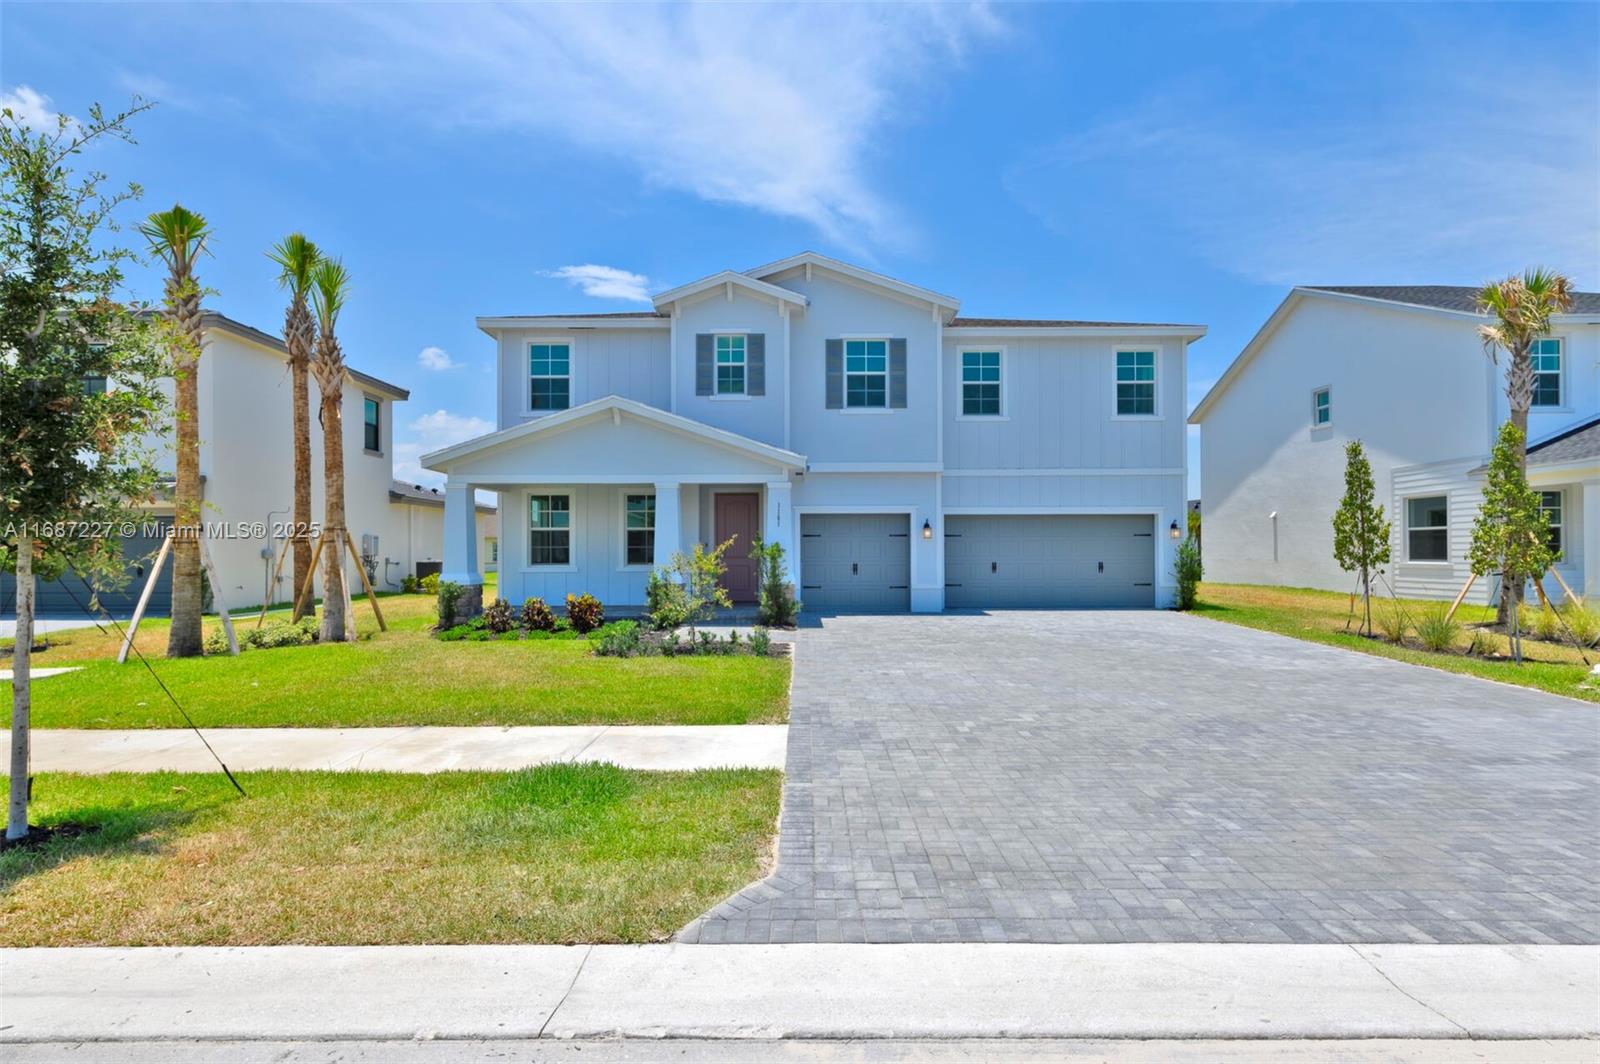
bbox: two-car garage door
[798,512,1156,611]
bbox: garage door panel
[799,514,911,613]
[945,515,1154,609]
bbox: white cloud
[417,345,459,371]
[543,264,651,303]
[325,4,1003,249]
[1005,70,1600,286]
[0,85,74,132]
[392,409,495,488]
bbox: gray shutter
[695,334,713,396]
[889,338,907,409]
[747,334,765,396]
[825,339,843,409]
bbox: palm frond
[267,233,321,295]
[310,256,351,330]
[140,204,211,268]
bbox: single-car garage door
[799,513,911,612]
[0,517,172,618]
[944,514,1154,608]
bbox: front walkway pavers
[681,611,1600,945]
[11,724,788,773]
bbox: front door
[714,492,760,603]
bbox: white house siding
[672,289,790,448]
[495,326,669,429]
[1388,458,1488,603]
[1199,298,1492,593]
[496,484,660,609]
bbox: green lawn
[0,765,780,945]
[3,587,790,728]
[1195,583,1600,703]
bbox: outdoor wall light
[922,519,933,540]
[1169,519,1182,540]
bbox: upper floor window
[625,493,655,565]
[961,351,1002,417]
[846,339,888,408]
[82,375,108,396]
[1541,490,1564,554]
[1312,386,1331,427]
[715,334,746,395]
[1406,495,1449,562]
[1115,350,1156,416]
[530,343,571,411]
[1532,338,1562,407]
[528,494,571,565]
[363,397,381,452]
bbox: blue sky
[6,2,1597,496]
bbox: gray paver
[680,610,1600,944]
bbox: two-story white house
[1191,285,1600,603]
[422,253,1203,615]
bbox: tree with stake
[309,257,353,642]
[266,233,320,617]
[141,204,211,657]
[2,99,168,840]
[1470,422,1558,663]
[1331,440,1391,637]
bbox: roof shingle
[1304,285,1600,315]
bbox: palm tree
[1477,268,1575,623]
[141,205,211,657]
[309,256,353,642]
[267,234,320,617]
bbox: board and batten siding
[497,483,676,609]
[496,327,670,429]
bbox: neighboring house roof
[420,394,807,471]
[745,251,963,314]
[475,311,669,332]
[948,316,1196,329]
[651,270,810,313]
[389,479,496,513]
[1526,417,1600,466]
[1303,286,1600,315]
[200,312,411,400]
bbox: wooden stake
[292,533,327,621]
[343,528,388,632]
[117,535,172,665]
[1548,566,1583,607]
[197,534,239,656]
[257,537,292,629]
[1533,578,1553,612]
[1442,572,1477,624]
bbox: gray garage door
[799,513,911,613]
[0,518,172,619]
[944,514,1155,608]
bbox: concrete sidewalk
[3,944,1595,1043]
[10,724,788,773]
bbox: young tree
[308,257,352,642]
[1331,440,1391,636]
[141,204,211,657]
[1,99,168,840]
[1477,270,1574,622]
[661,538,734,640]
[266,233,320,616]
[1470,422,1558,661]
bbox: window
[1541,490,1564,555]
[530,343,571,411]
[1532,338,1562,407]
[1115,350,1156,416]
[845,339,888,408]
[625,493,655,565]
[82,375,107,395]
[1406,496,1449,562]
[363,397,381,452]
[528,494,571,565]
[1312,386,1331,427]
[961,351,1002,416]
[485,537,499,565]
[715,334,746,395]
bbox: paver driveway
[680,611,1600,945]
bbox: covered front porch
[421,397,806,616]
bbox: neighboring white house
[4,312,496,616]
[422,252,1204,614]
[1190,285,1600,603]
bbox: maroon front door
[714,492,760,603]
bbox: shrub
[436,580,464,629]
[520,596,556,632]
[420,572,440,595]
[401,575,419,594]
[566,592,604,633]
[594,620,642,657]
[1375,600,1409,643]
[1173,537,1203,611]
[645,570,690,630]
[751,536,800,627]
[749,626,772,656]
[660,539,734,639]
[1415,604,1461,653]
[482,597,517,634]
[1559,600,1600,646]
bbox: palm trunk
[291,356,313,616]
[1497,346,1534,627]
[8,541,34,840]
[319,389,348,642]
[167,345,204,656]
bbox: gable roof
[651,270,810,312]
[420,394,806,472]
[389,479,496,512]
[1527,416,1600,467]
[1304,285,1600,315]
[745,251,962,314]
[201,312,411,400]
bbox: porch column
[763,478,796,588]
[654,480,682,573]
[1584,479,1600,599]
[442,481,483,616]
